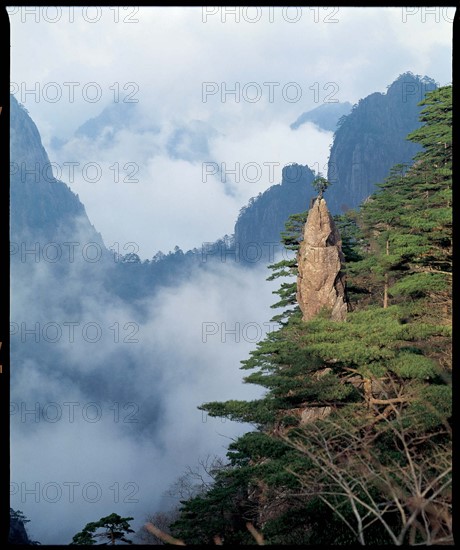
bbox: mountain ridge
[326,72,438,213]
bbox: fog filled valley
[7,7,453,545]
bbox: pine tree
[71,513,135,545]
[266,210,307,323]
[170,86,452,545]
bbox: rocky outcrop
[9,517,31,544]
[234,164,316,263]
[296,197,347,321]
[10,94,104,247]
[8,509,38,545]
[327,73,437,214]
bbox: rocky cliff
[296,197,347,321]
[8,509,38,545]
[9,517,32,545]
[10,94,103,247]
[234,73,437,260]
[291,101,352,132]
[327,72,437,214]
[234,164,316,262]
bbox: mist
[47,103,333,259]
[10,242,284,543]
[8,6,453,544]
[9,7,453,258]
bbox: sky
[8,6,454,259]
[8,6,454,543]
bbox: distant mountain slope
[10,71,439,284]
[52,102,218,164]
[291,102,352,132]
[234,164,316,261]
[234,73,437,257]
[327,72,437,213]
[10,94,103,246]
[51,101,160,150]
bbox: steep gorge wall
[327,73,437,214]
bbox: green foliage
[407,86,452,162]
[389,270,449,297]
[334,210,365,264]
[387,351,439,379]
[406,384,452,431]
[171,85,452,546]
[311,174,331,198]
[170,470,254,545]
[10,508,30,524]
[360,86,452,284]
[267,210,307,323]
[199,399,277,426]
[71,513,135,545]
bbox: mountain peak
[10,94,104,247]
[385,72,437,100]
[326,73,438,214]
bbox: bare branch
[144,523,186,546]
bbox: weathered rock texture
[10,94,103,246]
[327,73,437,214]
[234,164,316,264]
[296,197,347,321]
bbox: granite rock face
[327,73,437,214]
[10,94,103,246]
[234,164,316,263]
[296,198,347,322]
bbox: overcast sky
[9,6,454,258]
